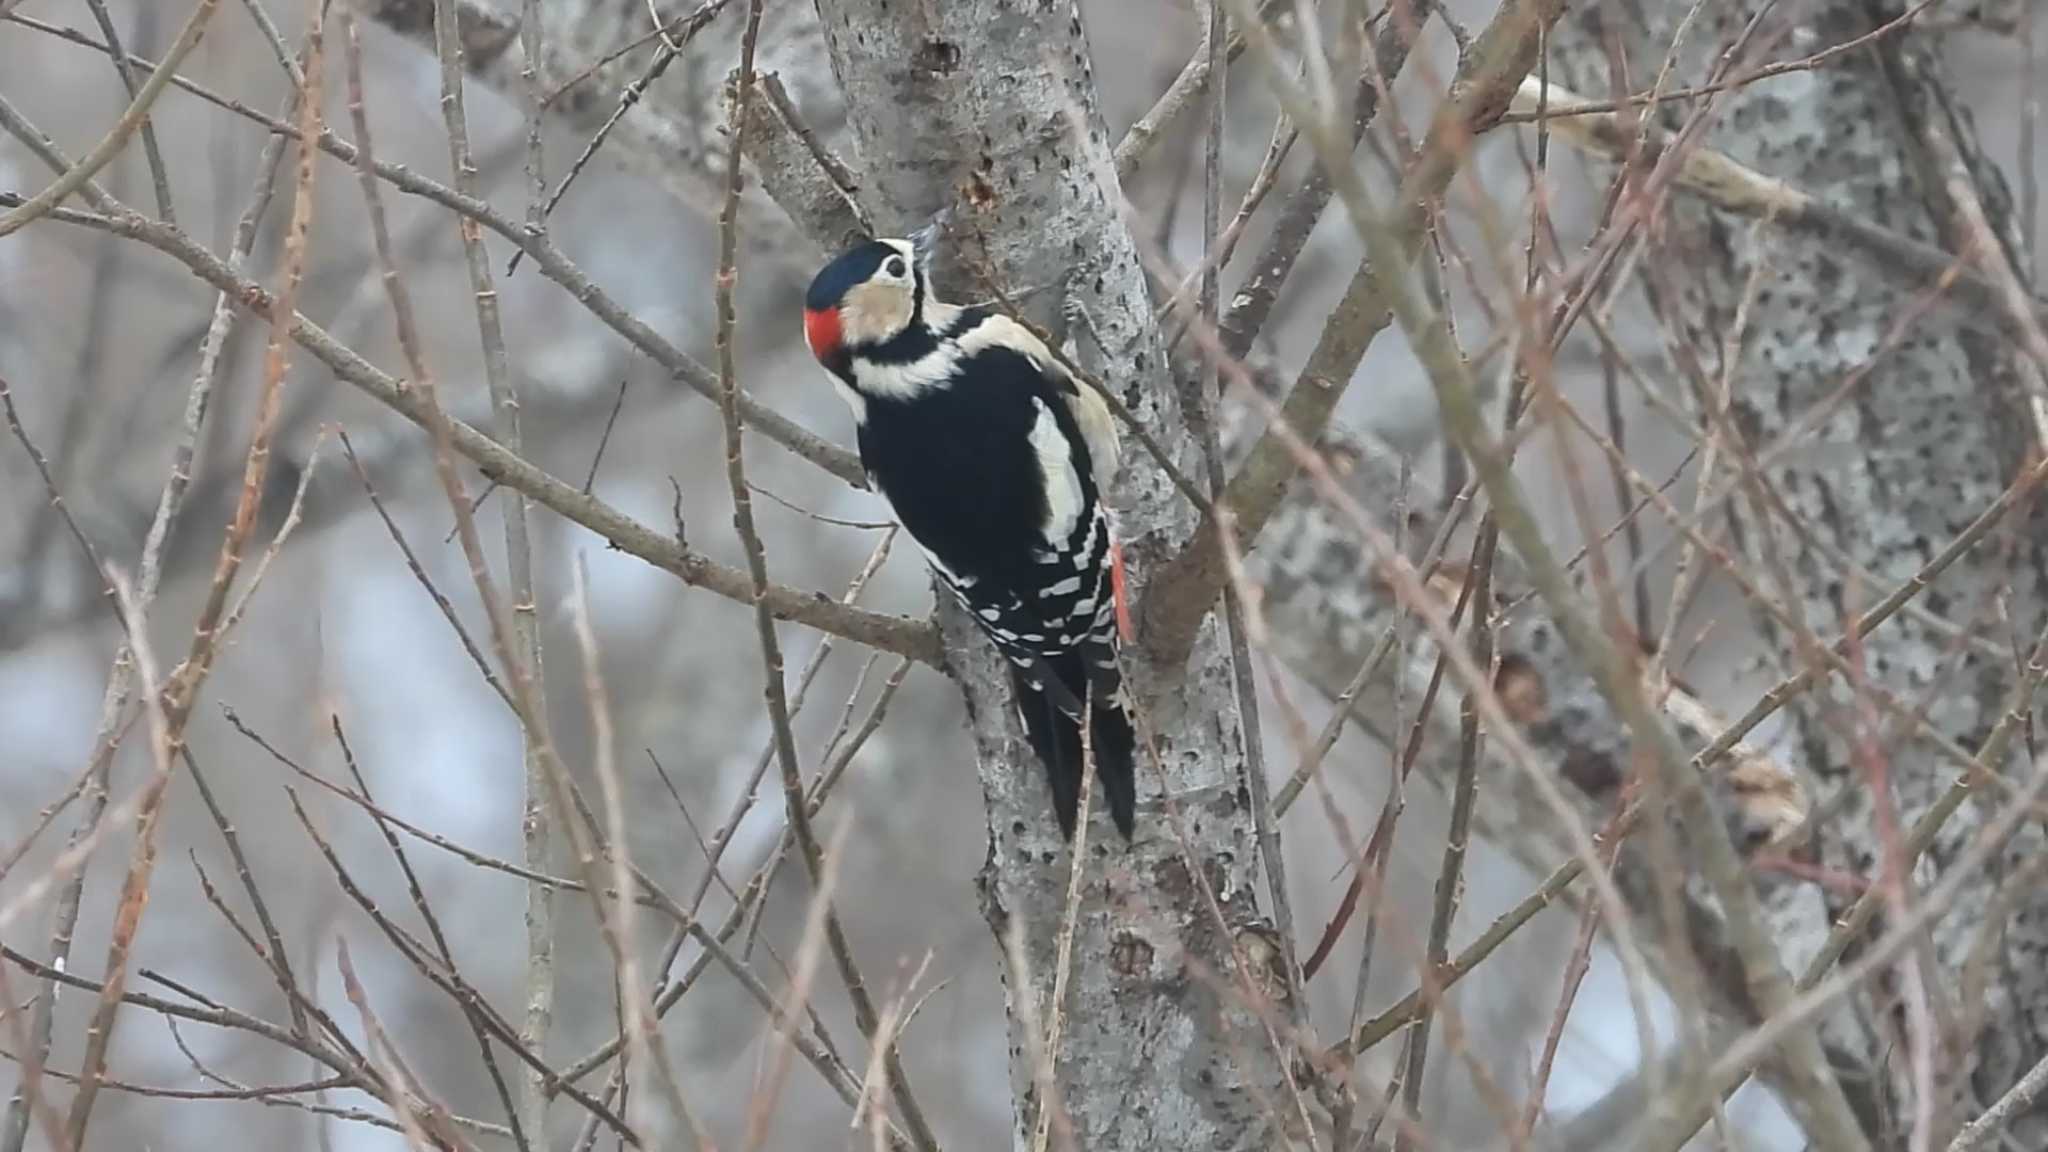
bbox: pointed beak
[908,206,952,266]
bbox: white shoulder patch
[1029,396,1085,547]
[958,313,1119,491]
[1063,377,1119,492]
[956,313,1057,371]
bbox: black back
[854,325,1102,601]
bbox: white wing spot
[1070,514,1100,560]
[1042,574,1083,598]
[1028,397,1085,547]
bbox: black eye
[885,257,907,278]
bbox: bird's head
[802,219,944,367]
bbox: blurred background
[1,0,2043,1147]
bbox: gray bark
[1238,0,2048,1143]
[810,3,1293,1146]
[376,0,2048,1144]
[1248,414,1843,1143]
[1541,0,2047,1142]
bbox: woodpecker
[802,228,1137,840]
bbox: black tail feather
[1091,697,1136,838]
[1009,657,1136,840]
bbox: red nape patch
[803,307,842,361]
[1109,537,1133,644]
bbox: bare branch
[0,0,216,237]
[1146,0,1570,665]
[709,6,941,1145]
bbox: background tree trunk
[2,0,2045,1147]
[1546,0,2048,1142]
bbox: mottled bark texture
[810,4,1295,1147]
[1251,0,2048,1140]
[1542,0,2046,1142]
[363,2,1285,1141]
[1251,422,1804,1002]
[1236,414,1876,1152]
[364,0,2048,1142]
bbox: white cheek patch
[1029,397,1084,546]
[840,282,912,345]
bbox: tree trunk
[366,0,2048,1143]
[812,2,1295,1147]
[1546,0,2046,1142]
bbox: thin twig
[508,0,733,274]
[551,535,900,1112]
[287,787,640,1143]
[81,0,177,221]
[0,190,940,659]
[1147,0,1566,665]
[342,8,673,1144]
[337,429,514,707]
[1365,91,1878,1152]
[0,48,302,1148]
[569,557,710,1145]
[3,8,868,486]
[1397,477,1503,1151]
[181,745,312,1037]
[1500,0,1943,126]
[1027,701,1098,1152]
[0,0,216,237]
[325,716,532,1150]
[583,379,631,493]
[1111,0,1286,177]
[1950,1040,2048,1151]
[1270,474,1480,819]
[1217,1,1424,360]
[334,939,474,1152]
[1184,0,1309,1033]
[740,823,852,1151]
[425,0,562,1136]
[61,8,321,1140]
[707,6,941,1145]
[1510,75,2048,349]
